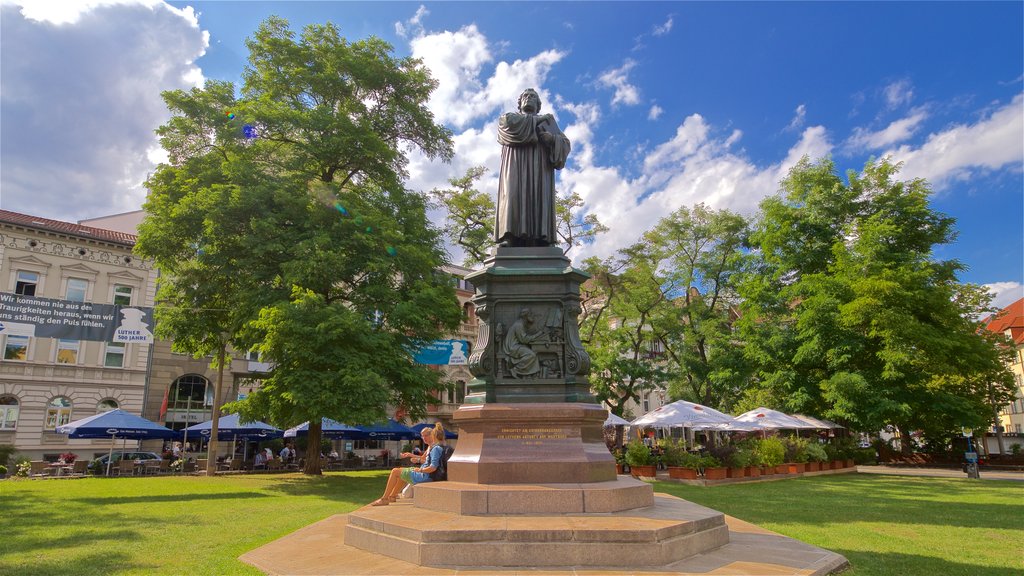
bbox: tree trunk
[206,343,227,476]
[303,421,323,475]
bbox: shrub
[701,455,722,469]
[853,447,876,464]
[784,437,810,463]
[0,444,15,468]
[661,439,688,467]
[624,440,653,467]
[0,464,7,477]
[805,442,829,463]
[754,437,786,467]
[729,447,753,468]
[1011,443,1022,456]
[708,443,736,468]
[15,461,30,477]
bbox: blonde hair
[432,422,447,444]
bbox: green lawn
[1,472,1021,575]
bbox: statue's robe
[495,112,570,246]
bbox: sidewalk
[856,465,1024,482]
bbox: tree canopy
[136,17,461,474]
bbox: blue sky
[1,1,1021,307]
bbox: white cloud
[648,105,663,121]
[884,78,914,109]
[652,15,674,36]
[0,1,208,221]
[395,4,428,39]
[597,59,641,107]
[985,282,1023,310]
[885,94,1023,188]
[846,108,928,150]
[409,24,566,129]
[786,104,806,131]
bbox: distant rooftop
[0,209,136,246]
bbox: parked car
[90,451,163,468]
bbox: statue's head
[518,89,541,114]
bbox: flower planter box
[760,466,774,476]
[830,460,842,470]
[845,459,855,468]
[745,465,761,478]
[615,463,626,475]
[727,466,746,479]
[783,463,801,475]
[630,465,657,479]
[667,466,699,480]
[704,466,728,480]
[806,462,820,472]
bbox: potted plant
[625,440,656,478]
[663,440,698,480]
[805,442,828,471]
[783,438,808,474]
[728,447,752,479]
[702,455,727,480]
[755,437,785,474]
[613,449,627,475]
[745,450,762,477]
[824,443,841,470]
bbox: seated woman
[371,422,446,506]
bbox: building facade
[0,210,158,461]
[984,297,1024,451]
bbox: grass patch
[1,472,1021,575]
[0,472,384,576]
[654,475,1024,576]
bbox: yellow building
[984,297,1024,452]
[0,210,157,461]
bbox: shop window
[104,342,126,368]
[15,271,38,296]
[4,335,29,361]
[45,397,73,430]
[0,396,18,429]
[56,339,80,364]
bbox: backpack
[430,444,455,481]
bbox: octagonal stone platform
[345,492,729,568]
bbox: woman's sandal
[370,496,396,506]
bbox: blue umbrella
[283,418,361,439]
[56,409,176,475]
[354,419,418,441]
[409,422,458,439]
[185,413,282,440]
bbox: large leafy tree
[645,204,750,411]
[737,157,1015,449]
[137,17,461,474]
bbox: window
[56,339,80,364]
[15,271,38,296]
[642,394,650,413]
[0,396,18,429]
[97,399,118,413]
[113,285,133,305]
[65,278,88,302]
[168,374,211,412]
[104,342,125,368]
[4,335,29,361]
[45,397,73,429]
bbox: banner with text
[411,339,470,365]
[0,292,154,343]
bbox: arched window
[0,396,18,429]
[165,375,211,428]
[45,397,72,430]
[97,399,118,413]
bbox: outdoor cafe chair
[229,458,244,472]
[29,461,50,477]
[158,459,171,475]
[71,460,89,477]
[117,459,135,477]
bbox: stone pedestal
[448,402,615,484]
[464,246,593,404]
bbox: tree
[737,157,1016,450]
[137,17,461,474]
[432,166,606,266]
[644,204,750,411]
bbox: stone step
[345,494,729,568]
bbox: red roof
[984,297,1024,346]
[0,209,136,246]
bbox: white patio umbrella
[790,414,833,429]
[604,412,631,427]
[733,407,819,431]
[631,400,735,428]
